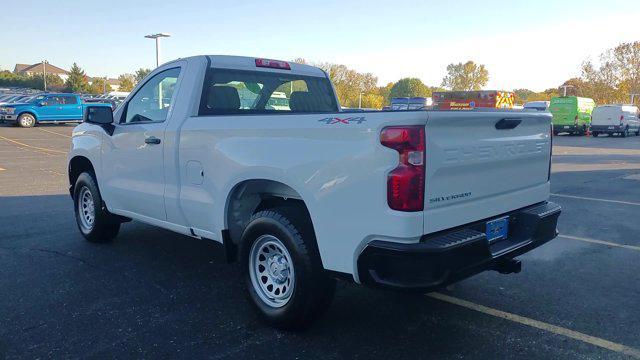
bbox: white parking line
[428,292,640,359]
[551,193,640,207]
[560,234,640,252]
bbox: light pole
[144,33,171,68]
[42,60,48,91]
[559,85,574,97]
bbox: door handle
[144,136,161,145]
[495,118,522,130]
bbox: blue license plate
[486,216,509,243]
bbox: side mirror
[84,106,115,135]
[84,106,113,124]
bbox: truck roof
[168,55,327,78]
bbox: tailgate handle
[495,118,522,130]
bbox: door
[38,95,63,120]
[101,67,182,221]
[59,95,83,120]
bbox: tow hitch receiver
[493,259,522,274]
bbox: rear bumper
[357,201,561,292]
[591,125,623,133]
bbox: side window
[123,67,180,124]
[62,96,78,105]
[44,96,61,106]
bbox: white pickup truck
[68,55,560,329]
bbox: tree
[378,82,394,104]
[578,41,640,104]
[389,78,431,99]
[317,62,380,108]
[134,68,151,83]
[117,74,135,92]
[526,88,559,102]
[360,93,384,109]
[513,88,535,104]
[88,78,112,95]
[64,63,90,93]
[441,61,489,91]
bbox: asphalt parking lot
[1,124,639,359]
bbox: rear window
[198,69,338,115]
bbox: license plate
[563,126,570,129]
[486,216,509,243]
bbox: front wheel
[73,172,121,242]
[592,132,599,137]
[621,128,629,138]
[17,113,36,128]
[241,207,335,330]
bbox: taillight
[380,126,425,211]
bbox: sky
[1,0,639,92]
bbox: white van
[591,105,640,137]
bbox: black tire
[73,172,121,243]
[592,132,599,137]
[240,207,335,330]
[621,127,629,138]
[17,113,36,128]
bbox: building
[12,62,122,92]
[14,62,70,82]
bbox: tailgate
[423,111,552,234]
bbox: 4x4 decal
[318,116,366,125]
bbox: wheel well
[226,180,312,247]
[17,111,37,120]
[68,156,95,196]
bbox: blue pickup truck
[0,93,111,127]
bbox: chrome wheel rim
[21,116,34,127]
[249,235,295,308]
[77,186,95,231]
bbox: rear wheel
[241,207,335,330]
[592,132,599,137]
[73,172,121,242]
[17,113,36,128]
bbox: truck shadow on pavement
[0,193,621,359]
